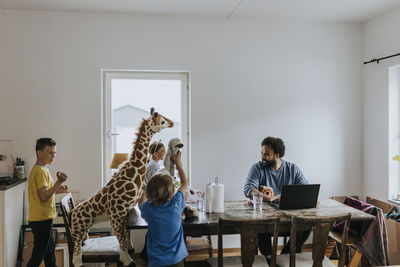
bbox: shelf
[388,199,400,206]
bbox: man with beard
[243,136,310,258]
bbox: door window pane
[103,71,190,184]
[111,79,181,154]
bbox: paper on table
[205,183,224,213]
[211,183,224,213]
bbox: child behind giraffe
[139,151,188,267]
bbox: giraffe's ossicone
[70,108,173,267]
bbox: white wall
[0,10,363,248]
[362,6,400,201]
[0,10,363,199]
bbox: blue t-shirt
[140,190,188,267]
[243,159,308,198]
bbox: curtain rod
[364,52,400,65]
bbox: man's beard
[262,158,277,168]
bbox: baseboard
[210,243,313,254]
[133,243,314,257]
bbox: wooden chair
[325,196,359,261]
[328,196,391,267]
[206,216,280,267]
[276,213,351,267]
[331,195,359,206]
[185,235,213,257]
[366,196,395,213]
[60,193,123,267]
[327,229,362,267]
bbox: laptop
[270,184,320,210]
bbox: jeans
[26,219,57,267]
[257,230,312,256]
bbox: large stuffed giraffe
[70,108,173,267]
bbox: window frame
[101,69,191,185]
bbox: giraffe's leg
[71,228,85,267]
[125,226,134,253]
[110,216,134,266]
[71,216,91,267]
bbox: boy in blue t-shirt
[139,151,188,267]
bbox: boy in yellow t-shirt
[27,138,68,267]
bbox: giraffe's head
[149,108,174,133]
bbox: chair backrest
[60,193,76,267]
[331,195,359,203]
[288,213,351,267]
[217,216,280,267]
[366,196,394,213]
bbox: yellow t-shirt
[28,165,56,221]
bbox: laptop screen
[272,184,320,210]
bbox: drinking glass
[197,193,205,212]
[257,194,263,211]
[252,193,263,211]
[252,193,257,211]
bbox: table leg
[312,222,331,267]
[240,227,258,267]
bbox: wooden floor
[106,248,339,267]
[107,251,237,267]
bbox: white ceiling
[1,0,400,22]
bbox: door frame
[101,69,191,185]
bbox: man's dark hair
[261,137,285,158]
[35,138,56,151]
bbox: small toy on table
[260,185,274,197]
[182,206,198,220]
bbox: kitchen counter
[0,177,27,190]
[0,179,25,267]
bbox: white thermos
[205,177,224,213]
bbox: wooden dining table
[127,199,375,266]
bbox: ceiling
[1,0,400,22]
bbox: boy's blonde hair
[146,172,175,206]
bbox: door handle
[107,130,119,137]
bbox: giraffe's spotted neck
[129,118,154,172]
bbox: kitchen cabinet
[0,179,26,267]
